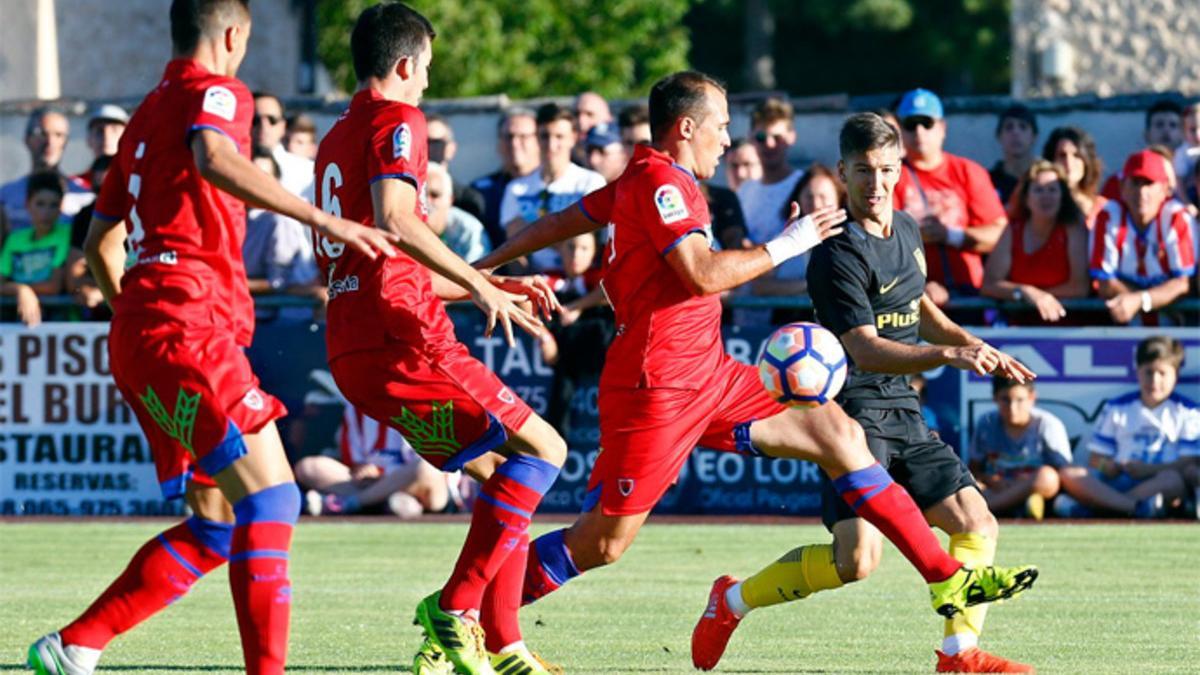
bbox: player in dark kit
[26,2,398,675]
[695,113,1039,674]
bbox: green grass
[2,521,1198,673]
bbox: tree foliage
[316,0,692,100]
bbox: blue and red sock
[833,463,961,582]
[521,528,580,605]
[441,454,560,613]
[229,482,299,675]
[59,516,232,649]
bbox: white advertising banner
[0,323,182,516]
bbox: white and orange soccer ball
[757,322,848,408]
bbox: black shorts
[820,407,977,530]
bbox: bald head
[25,108,70,171]
[575,92,611,135]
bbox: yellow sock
[740,543,844,610]
[944,533,997,643]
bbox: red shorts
[109,316,287,500]
[588,354,785,515]
[330,342,533,472]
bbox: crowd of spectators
[2,88,1197,519]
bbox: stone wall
[1012,0,1200,98]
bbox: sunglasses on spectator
[901,117,936,132]
[754,130,789,144]
[254,114,283,126]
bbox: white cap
[88,104,129,127]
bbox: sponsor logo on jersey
[876,297,921,330]
[202,85,237,122]
[654,184,689,224]
[617,478,635,497]
[393,123,412,161]
[242,388,265,411]
[879,277,900,294]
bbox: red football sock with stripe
[441,454,560,613]
[833,463,962,582]
[59,517,231,649]
[480,531,529,652]
[229,483,299,675]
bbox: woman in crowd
[1042,126,1106,229]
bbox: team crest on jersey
[202,85,237,121]
[242,388,265,411]
[498,387,516,405]
[913,247,927,277]
[617,478,635,497]
[393,123,412,160]
[654,184,689,224]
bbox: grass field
[2,520,1197,674]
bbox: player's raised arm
[372,176,542,344]
[473,199,602,271]
[190,129,399,260]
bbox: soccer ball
[757,322,848,408]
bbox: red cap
[1122,150,1170,184]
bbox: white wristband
[945,227,966,248]
[1141,291,1152,313]
[765,213,822,267]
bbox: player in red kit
[317,5,567,674]
[474,72,1038,668]
[26,3,396,675]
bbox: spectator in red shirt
[893,88,1008,304]
[988,104,1039,205]
[982,160,1089,323]
[1042,126,1107,229]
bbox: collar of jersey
[632,144,698,184]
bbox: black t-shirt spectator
[988,161,1019,206]
[470,170,513,249]
[807,211,925,414]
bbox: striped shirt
[1089,198,1196,288]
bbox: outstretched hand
[470,280,545,347]
[487,273,561,321]
[314,214,400,260]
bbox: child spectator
[284,113,318,160]
[297,403,455,518]
[1057,336,1199,518]
[1042,126,1107,229]
[1,172,70,326]
[971,378,1072,520]
[982,160,1089,324]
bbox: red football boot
[691,575,743,671]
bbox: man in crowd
[988,104,1038,205]
[893,88,1007,304]
[584,122,627,183]
[469,107,539,249]
[0,108,93,237]
[74,105,129,188]
[725,137,762,193]
[737,97,804,244]
[617,103,652,155]
[426,113,486,220]
[252,91,314,200]
[1101,100,1186,200]
[1090,149,1195,324]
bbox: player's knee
[292,456,323,487]
[836,544,880,583]
[1159,468,1187,497]
[963,509,999,540]
[1034,465,1061,496]
[573,533,629,569]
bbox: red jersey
[1008,218,1072,289]
[314,89,456,361]
[893,152,1006,290]
[580,145,722,390]
[94,59,255,344]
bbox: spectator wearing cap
[738,97,804,247]
[426,114,487,222]
[285,113,318,160]
[575,92,613,167]
[0,108,93,238]
[1091,149,1195,324]
[617,104,651,157]
[1100,100,1185,201]
[469,107,539,249]
[989,104,1038,205]
[725,138,762,193]
[1042,126,1107,229]
[73,104,128,188]
[427,162,490,263]
[252,91,314,201]
[982,160,1089,325]
[893,88,1008,305]
[585,122,627,183]
[500,103,605,272]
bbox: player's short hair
[25,171,64,202]
[992,377,1034,396]
[839,112,901,159]
[1145,99,1183,130]
[350,2,436,83]
[648,70,725,143]
[1041,126,1103,198]
[618,104,650,131]
[169,0,250,55]
[1135,336,1185,371]
[536,103,575,129]
[497,106,536,134]
[751,97,794,131]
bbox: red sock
[60,518,230,649]
[229,484,298,675]
[833,464,961,582]
[441,455,558,612]
[480,532,529,653]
